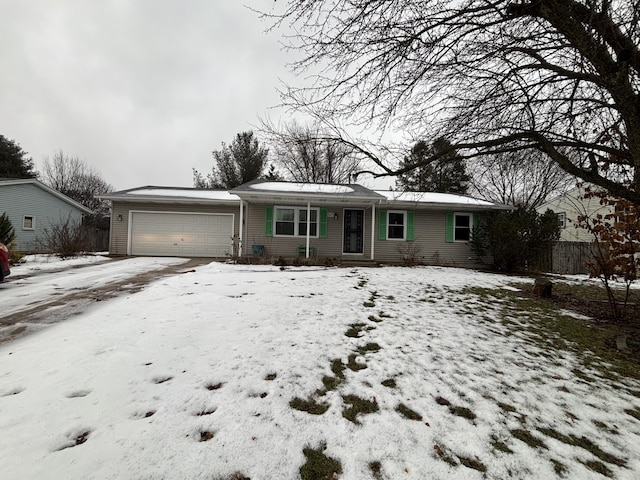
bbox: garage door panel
[130,212,233,257]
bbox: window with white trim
[387,211,406,240]
[557,212,567,229]
[274,207,319,237]
[23,215,35,230]
[454,213,472,241]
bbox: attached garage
[130,211,234,257]
[100,187,241,258]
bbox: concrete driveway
[0,256,212,343]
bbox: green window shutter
[319,208,328,238]
[445,212,454,243]
[265,206,274,237]
[473,213,480,233]
[406,211,415,241]
[378,210,387,240]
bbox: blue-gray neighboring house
[0,178,94,252]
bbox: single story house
[0,178,94,253]
[99,180,510,266]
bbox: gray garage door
[130,212,233,257]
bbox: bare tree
[469,151,575,209]
[261,120,361,183]
[40,151,113,216]
[264,1,640,202]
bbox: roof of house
[0,178,94,214]
[100,181,511,210]
[232,180,384,204]
[376,190,511,210]
[99,186,241,205]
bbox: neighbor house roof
[99,186,241,206]
[231,179,384,204]
[376,190,511,211]
[0,178,94,214]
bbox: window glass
[388,212,405,239]
[275,207,319,236]
[557,212,566,229]
[275,208,295,235]
[23,216,34,230]
[454,214,471,241]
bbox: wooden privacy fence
[550,241,598,275]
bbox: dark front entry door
[343,209,364,254]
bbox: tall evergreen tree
[193,131,269,189]
[0,135,37,179]
[396,138,470,194]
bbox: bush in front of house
[35,214,93,258]
[471,208,560,273]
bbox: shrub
[35,214,93,258]
[0,212,15,245]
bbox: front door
[343,209,364,254]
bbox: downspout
[239,200,244,257]
[306,201,311,258]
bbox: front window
[23,215,35,230]
[299,209,318,236]
[387,211,406,240]
[274,207,319,237]
[275,208,295,235]
[454,214,471,241]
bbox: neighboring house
[100,180,509,266]
[0,178,94,253]
[536,184,611,273]
[537,185,612,243]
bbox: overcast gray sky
[0,0,297,191]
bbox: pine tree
[0,135,37,179]
[194,131,269,189]
[396,138,470,194]
[1,212,16,246]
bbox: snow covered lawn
[1,263,639,479]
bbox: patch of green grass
[330,359,346,379]
[320,375,341,392]
[381,378,397,388]
[435,396,451,406]
[550,459,568,477]
[433,444,458,466]
[583,460,613,478]
[300,443,342,480]
[290,397,330,415]
[490,437,513,454]
[458,456,486,473]
[462,283,640,381]
[347,354,367,371]
[264,373,277,381]
[450,405,476,420]
[625,407,640,421]
[396,403,423,421]
[342,394,379,424]
[363,301,376,308]
[368,315,383,323]
[369,461,383,480]
[378,311,392,318]
[538,428,626,467]
[345,323,367,338]
[592,420,619,435]
[357,342,381,354]
[510,429,548,450]
[497,402,518,413]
